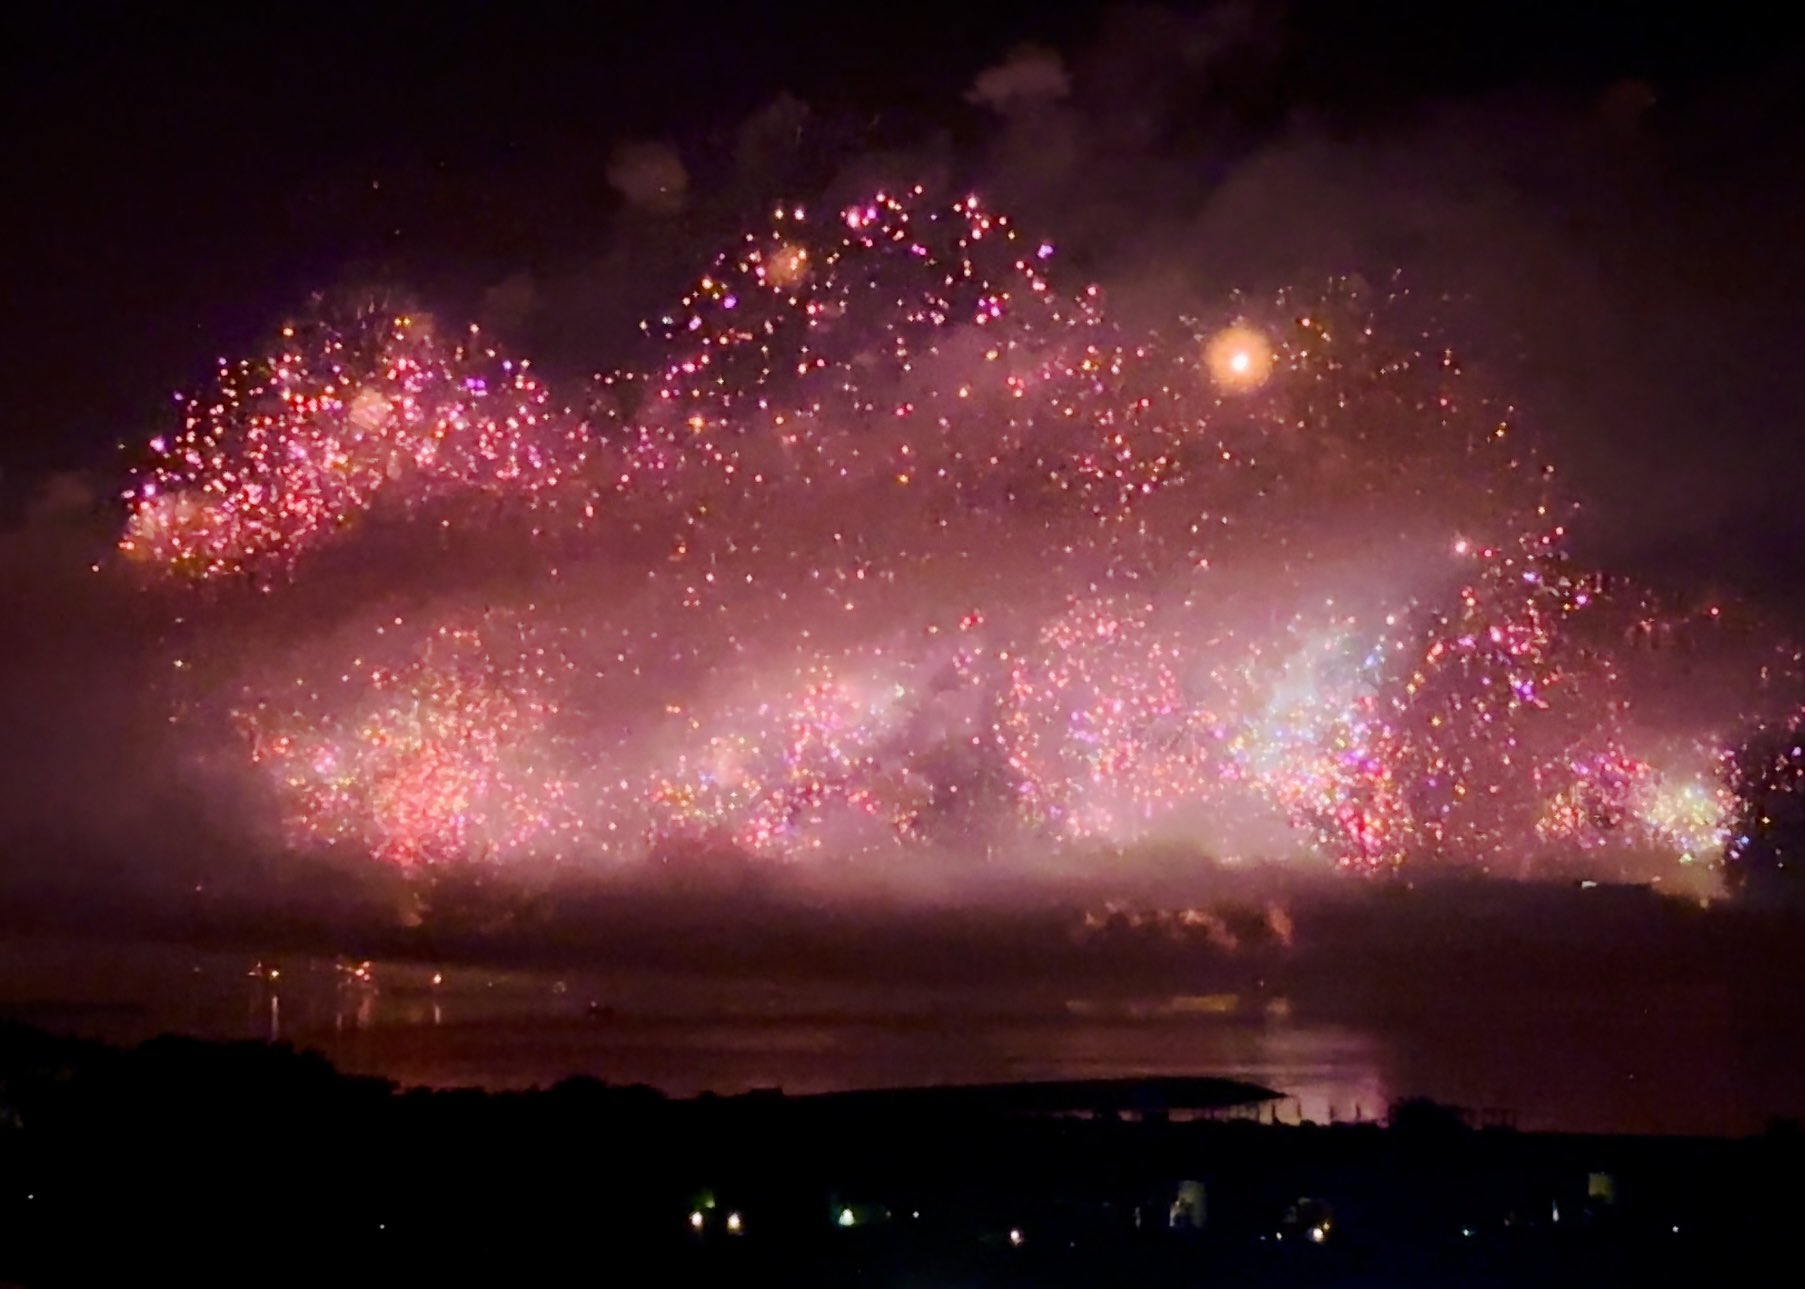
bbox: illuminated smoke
[122,190,1799,884]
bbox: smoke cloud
[966,44,1072,113]
[4,6,1805,965]
[605,140,689,214]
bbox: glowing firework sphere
[124,190,1790,879]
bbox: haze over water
[6,913,1799,1138]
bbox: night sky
[5,2,1802,600]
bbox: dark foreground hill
[2,1023,1803,1285]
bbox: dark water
[4,932,1801,1136]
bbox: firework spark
[123,191,1799,882]
[121,302,590,580]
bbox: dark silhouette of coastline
[2,1022,1801,1285]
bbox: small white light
[1309,1224,1326,1243]
[1009,1228,1024,1247]
[689,1210,705,1231]
[838,1207,856,1228]
[726,1212,742,1234]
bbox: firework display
[121,302,591,579]
[122,191,1798,880]
[1727,718,1805,894]
[232,611,579,866]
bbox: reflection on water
[2,934,1801,1137]
[241,959,1392,1124]
[315,1000,1392,1129]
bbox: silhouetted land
[2,1022,1802,1285]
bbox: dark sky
[2,1,1804,594]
